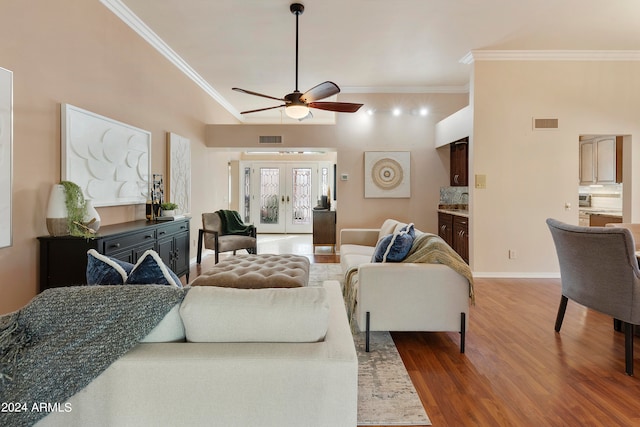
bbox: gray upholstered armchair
[546,218,640,375]
[197,211,257,264]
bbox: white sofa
[38,282,358,427]
[340,219,471,352]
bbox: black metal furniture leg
[614,318,622,332]
[196,229,204,264]
[555,295,568,332]
[365,311,371,353]
[625,321,634,376]
[460,312,466,353]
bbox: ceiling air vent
[259,135,283,144]
[533,118,559,130]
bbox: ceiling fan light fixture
[285,104,310,119]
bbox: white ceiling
[108,0,640,124]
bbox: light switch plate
[475,174,486,189]
[340,173,349,181]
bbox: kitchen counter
[579,207,622,217]
[438,208,469,218]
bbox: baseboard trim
[472,272,560,279]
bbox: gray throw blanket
[0,285,188,427]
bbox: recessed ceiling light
[419,108,429,116]
[392,108,401,116]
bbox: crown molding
[341,84,469,94]
[460,50,640,64]
[99,0,244,122]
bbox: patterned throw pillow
[372,224,415,263]
[86,249,134,285]
[126,250,182,287]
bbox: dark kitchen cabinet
[438,212,453,244]
[450,138,469,186]
[452,216,469,263]
[38,218,190,291]
[438,212,469,263]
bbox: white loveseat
[38,282,358,427]
[340,219,472,352]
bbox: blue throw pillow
[86,249,134,285]
[398,223,416,238]
[126,249,182,287]
[372,228,414,263]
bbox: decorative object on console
[149,173,164,220]
[0,67,12,248]
[160,202,178,217]
[61,103,151,207]
[45,183,69,236]
[364,151,411,198]
[46,181,98,237]
[167,132,190,215]
[84,199,101,232]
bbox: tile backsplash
[440,186,469,205]
[579,184,622,210]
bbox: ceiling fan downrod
[290,3,304,93]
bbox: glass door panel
[287,167,313,233]
[258,167,284,232]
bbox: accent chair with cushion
[546,218,640,376]
[197,210,257,264]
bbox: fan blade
[308,102,363,113]
[300,81,340,103]
[240,105,286,114]
[232,87,285,102]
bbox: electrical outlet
[509,249,517,259]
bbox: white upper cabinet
[579,136,622,185]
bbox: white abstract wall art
[364,151,411,198]
[0,67,13,248]
[167,132,191,214]
[61,104,151,207]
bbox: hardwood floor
[190,248,640,426]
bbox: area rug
[309,263,431,426]
[355,331,431,426]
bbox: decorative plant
[60,180,93,238]
[161,202,178,211]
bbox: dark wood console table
[313,210,336,252]
[38,218,190,291]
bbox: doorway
[240,161,333,233]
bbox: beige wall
[471,60,640,276]
[207,92,469,236]
[0,0,237,313]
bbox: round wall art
[364,151,411,198]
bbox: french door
[240,162,324,233]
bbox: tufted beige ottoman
[191,254,310,288]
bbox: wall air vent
[259,135,283,144]
[533,118,559,130]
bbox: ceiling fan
[232,3,363,120]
